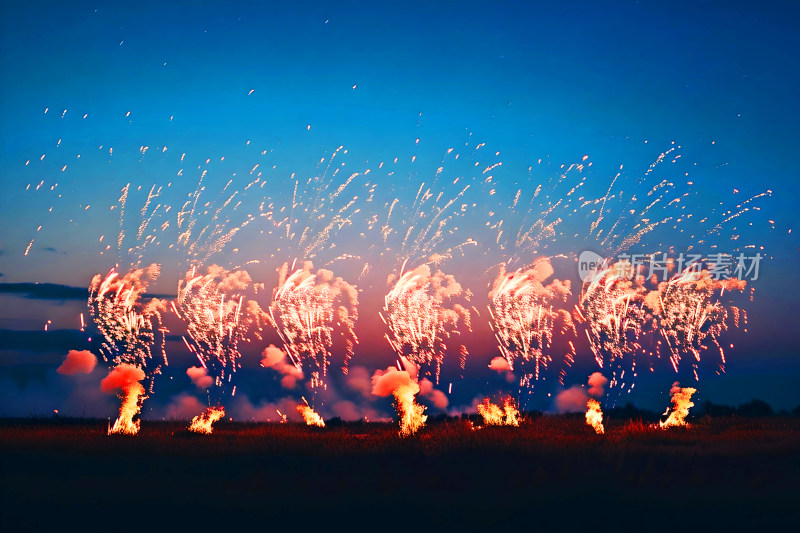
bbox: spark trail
[176,265,252,429]
[577,260,646,393]
[88,264,167,434]
[488,259,575,391]
[267,261,358,396]
[382,263,471,384]
[645,266,746,378]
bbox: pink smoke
[554,385,589,413]
[186,366,213,389]
[419,378,449,409]
[100,363,145,394]
[588,372,608,398]
[57,350,97,375]
[488,356,511,372]
[260,344,303,389]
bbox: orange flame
[297,404,325,427]
[477,397,520,426]
[659,384,696,428]
[188,406,225,434]
[394,384,427,436]
[585,399,604,434]
[108,382,145,435]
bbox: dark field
[2,416,799,530]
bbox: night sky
[1,0,798,420]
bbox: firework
[88,264,167,434]
[577,260,646,391]
[659,383,696,428]
[267,261,358,395]
[645,267,746,378]
[188,406,226,434]
[88,264,167,376]
[477,397,520,427]
[585,399,604,434]
[176,265,251,430]
[382,263,471,383]
[488,259,574,389]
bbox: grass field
[2,415,798,530]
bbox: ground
[1,415,798,530]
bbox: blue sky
[1,1,798,418]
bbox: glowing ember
[488,259,574,388]
[297,404,325,427]
[267,261,358,393]
[477,397,520,426]
[585,399,604,434]
[382,263,471,383]
[188,406,226,434]
[659,383,697,428]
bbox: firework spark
[382,263,471,383]
[88,264,167,378]
[267,261,358,395]
[177,265,251,394]
[177,265,252,431]
[645,267,746,377]
[88,264,167,433]
[577,260,646,390]
[488,259,574,389]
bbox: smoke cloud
[163,393,206,420]
[419,378,449,409]
[260,344,304,389]
[587,372,608,398]
[57,349,97,375]
[186,366,213,389]
[100,363,145,394]
[554,385,589,413]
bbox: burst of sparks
[488,260,575,389]
[382,263,471,384]
[177,265,251,403]
[268,261,358,393]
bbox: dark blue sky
[1,1,798,418]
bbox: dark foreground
[2,416,799,531]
